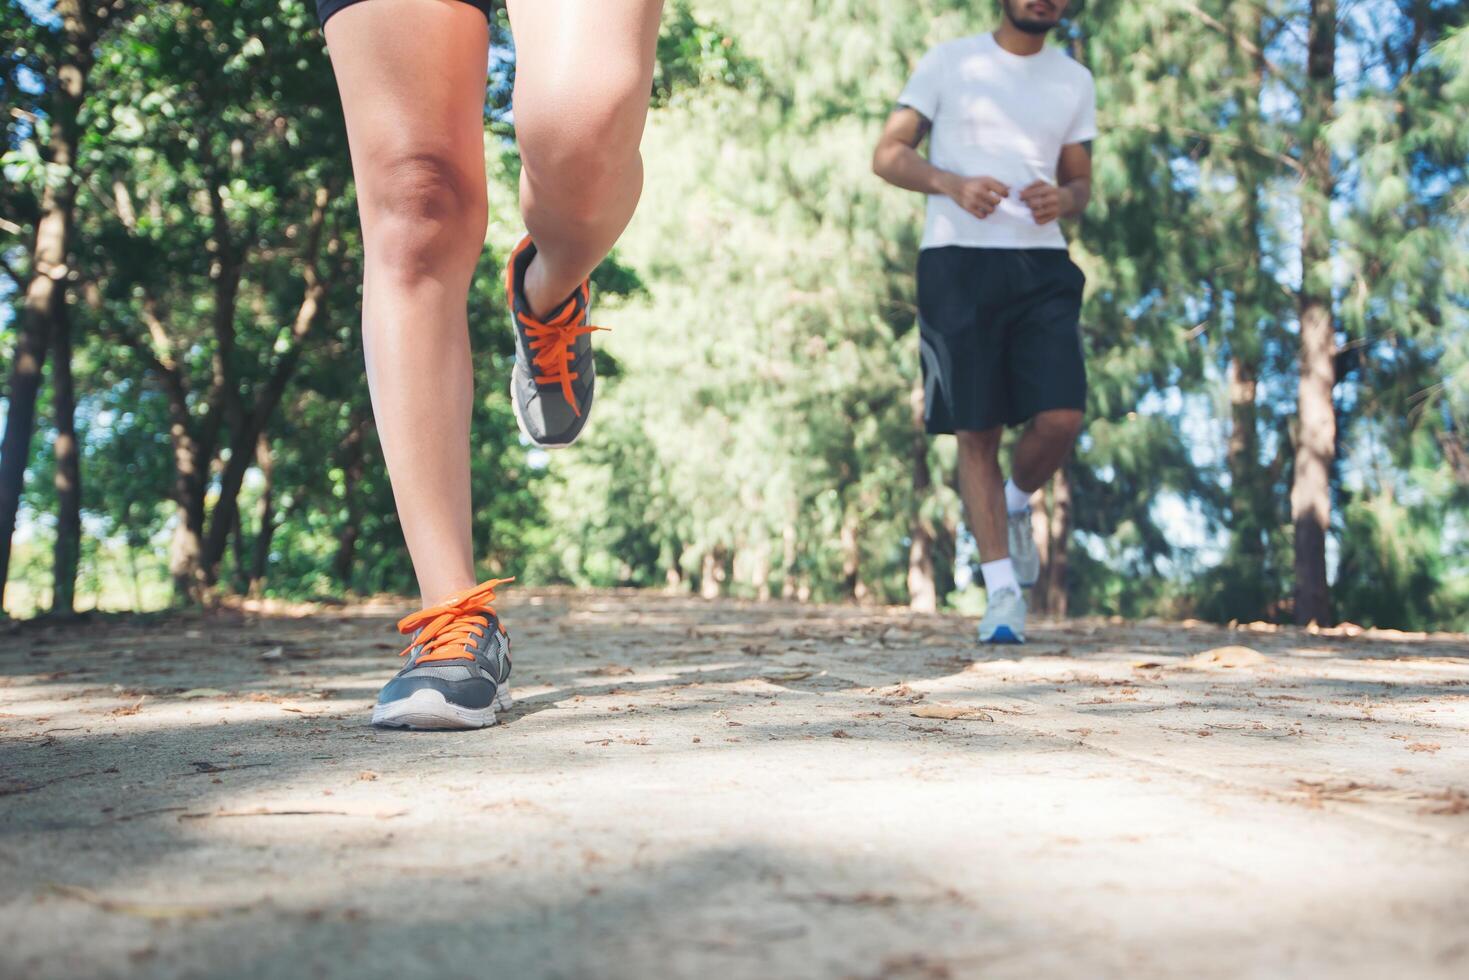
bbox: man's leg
[956,427,1009,565]
[958,427,1027,643]
[957,426,1023,597]
[1001,409,1084,587]
[507,0,665,316]
[1010,408,1084,495]
[325,0,491,606]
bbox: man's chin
[1011,18,1057,35]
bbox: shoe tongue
[405,610,494,663]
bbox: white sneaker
[1008,510,1040,587]
[978,586,1026,644]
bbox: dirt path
[3,590,1467,979]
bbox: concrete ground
[2,589,1466,979]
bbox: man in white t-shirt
[873,0,1096,644]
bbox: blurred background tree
[2,0,1465,630]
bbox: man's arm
[871,107,944,194]
[1018,142,1093,224]
[872,107,1010,219]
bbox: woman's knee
[514,67,650,217]
[360,150,488,279]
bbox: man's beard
[1004,1,1058,34]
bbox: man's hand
[942,174,1011,219]
[1019,180,1070,225]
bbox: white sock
[980,558,1019,594]
[1004,478,1032,514]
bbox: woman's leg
[324,0,490,605]
[506,0,665,316]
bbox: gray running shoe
[506,235,604,449]
[372,579,514,730]
[978,586,1027,645]
[1008,508,1040,587]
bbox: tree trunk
[662,536,684,593]
[170,502,207,602]
[0,1,93,611]
[199,279,327,584]
[227,508,249,595]
[1225,0,1269,616]
[0,314,51,613]
[1228,356,1263,558]
[840,507,866,603]
[780,518,798,599]
[1291,0,1337,626]
[699,548,728,599]
[161,377,210,602]
[332,414,369,587]
[906,382,938,612]
[50,302,82,614]
[249,433,276,596]
[750,538,772,602]
[1046,467,1072,617]
[1029,486,1054,614]
[126,541,144,611]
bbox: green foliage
[653,0,760,107]
[2,0,1466,630]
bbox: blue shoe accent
[985,626,1023,645]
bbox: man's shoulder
[921,33,985,64]
[1043,48,1095,86]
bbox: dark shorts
[916,246,1087,435]
[316,0,494,27]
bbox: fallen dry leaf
[179,807,405,820]
[1417,789,1468,815]
[911,705,994,722]
[45,884,252,920]
[798,891,899,908]
[1186,646,1269,669]
[1292,779,1387,808]
[1406,742,1441,754]
[108,699,144,717]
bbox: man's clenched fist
[940,174,1011,219]
[1018,180,1071,225]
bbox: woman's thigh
[324,0,491,237]
[507,0,663,161]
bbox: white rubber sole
[371,685,512,731]
[510,366,580,450]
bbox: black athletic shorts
[316,0,494,27]
[916,246,1087,434]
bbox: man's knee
[1029,409,1085,446]
[362,150,488,279]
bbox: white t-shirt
[898,32,1097,250]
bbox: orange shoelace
[396,578,514,665]
[520,283,606,417]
